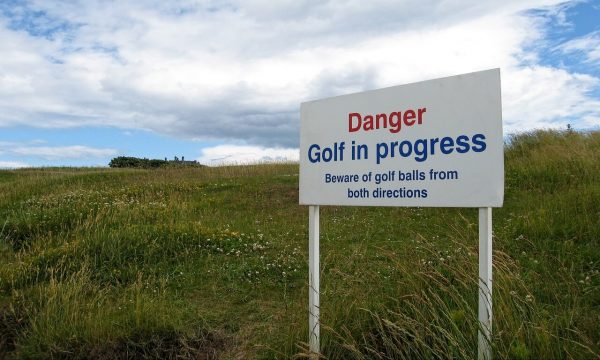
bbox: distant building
[171,156,199,166]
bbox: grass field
[0,130,599,359]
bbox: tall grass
[0,130,598,359]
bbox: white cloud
[198,145,299,165]
[0,143,117,160]
[0,0,598,150]
[557,30,600,65]
[503,66,600,131]
[0,161,29,169]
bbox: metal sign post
[308,205,320,356]
[306,207,494,359]
[478,207,493,360]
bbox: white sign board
[299,69,504,207]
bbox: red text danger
[348,108,426,134]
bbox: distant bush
[109,156,167,168]
[109,156,203,168]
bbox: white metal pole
[478,207,493,360]
[308,205,320,357]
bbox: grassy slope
[0,130,598,359]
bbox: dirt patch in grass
[77,329,226,360]
[0,303,27,356]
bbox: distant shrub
[109,156,166,168]
[109,156,203,168]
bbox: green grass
[0,130,599,359]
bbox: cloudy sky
[0,0,599,168]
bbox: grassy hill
[0,130,598,359]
